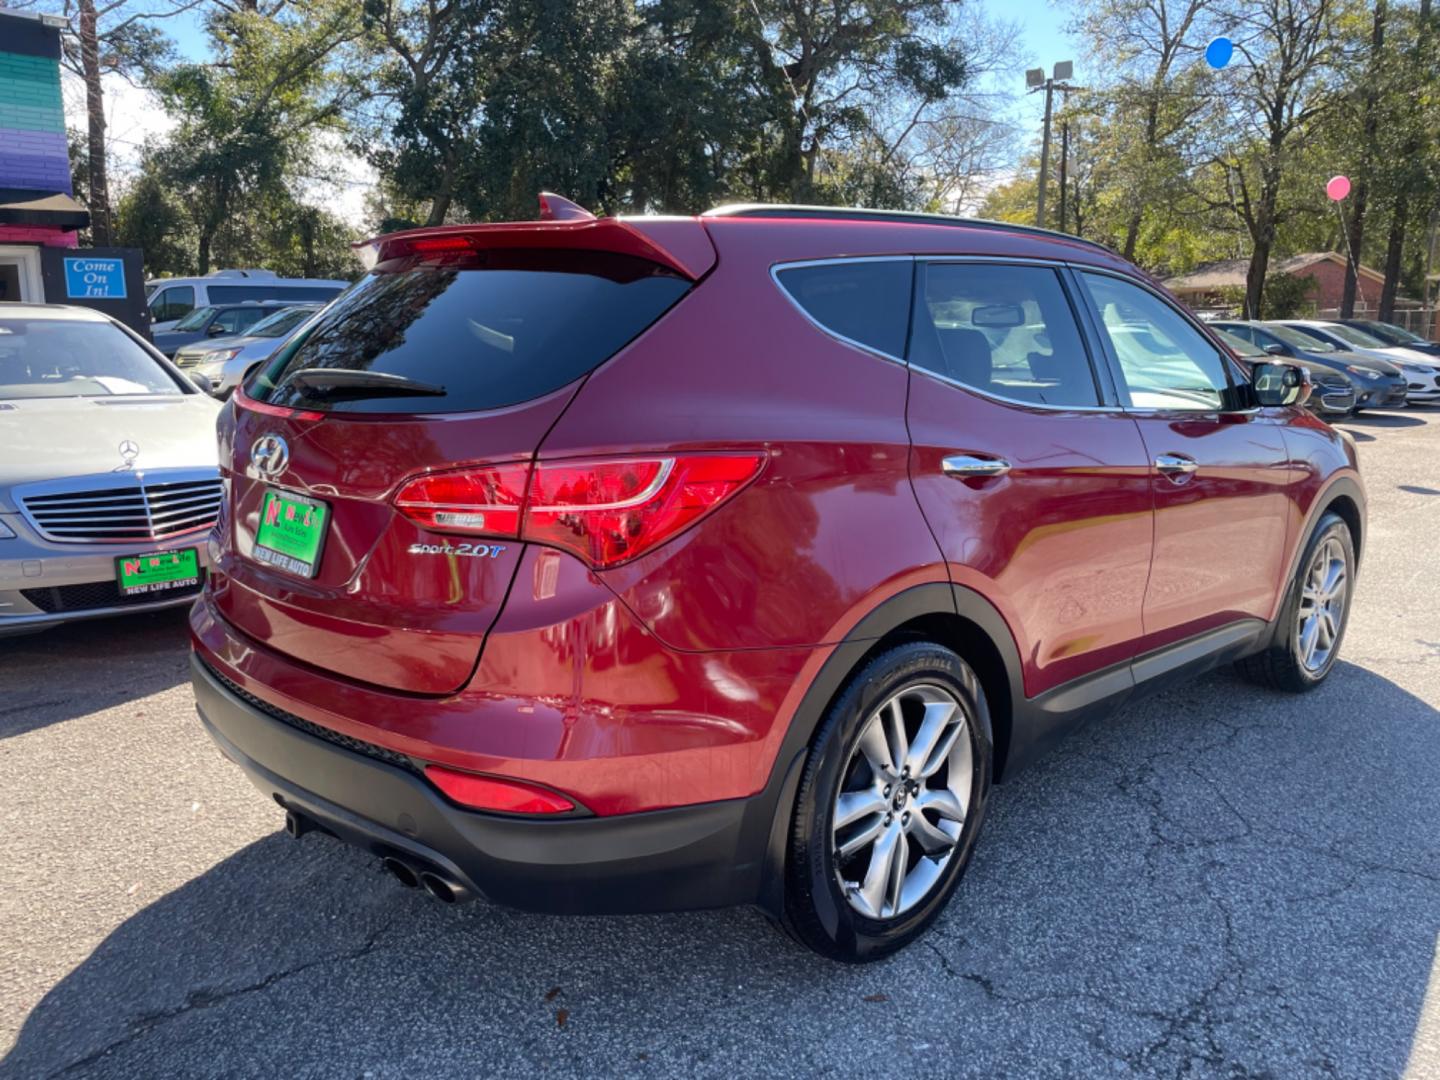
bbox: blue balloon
[1206,36,1234,69]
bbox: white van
[145,269,349,332]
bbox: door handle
[942,454,1011,478]
[1154,453,1199,481]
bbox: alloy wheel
[831,683,973,919]
[1297,535,1347,673]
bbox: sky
[72,0,1087,229]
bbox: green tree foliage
[355,0,981,222]
[146,1,362,272]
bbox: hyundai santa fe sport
[190,197,1364,961]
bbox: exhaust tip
[381,857,420,889]
[419,872,457,904]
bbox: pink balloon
[1326,175,1351,201]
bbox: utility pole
[1027,61,1074,228]
[1058,119,1069,234]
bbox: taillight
[393,453,765,569]
[394,463,528,536]
[424,765,576,814]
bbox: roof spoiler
[354,193,716,280]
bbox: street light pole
[1037,80,1055,227]
[1027,62,1074,229]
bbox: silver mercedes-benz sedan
[1,304,222,635]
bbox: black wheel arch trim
[1289,474,1365,580]
[753,581,1021,915]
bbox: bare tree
[1212,0,1338,318]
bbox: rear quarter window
[251,250,691,414]
[774,260,912,359]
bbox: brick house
[1162,252,1397,314]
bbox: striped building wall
[0,16,77,247]
[0,49,71,194]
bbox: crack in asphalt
[50,919,400,1079]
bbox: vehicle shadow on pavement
[0,609,191,740]
[1342,412,1429,429]
[5,663,1439,1078]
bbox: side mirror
[1252,361,1311,408]
[205,322,228,337]
[188,371,216,394]
[1263,343,1288,356]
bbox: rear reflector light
[394,463,528,536]
[393,453,765,569]
[424,765,576,814]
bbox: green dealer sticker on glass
[253,489,329,578]
[116,548,200,596]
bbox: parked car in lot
[174,303,322,397]
[0,305,221,634]
[1276,320,1440,403]
[145,270,348,333]
[189,200,1364,961]
[155,301,303,359]
[1213,327,1355,417]
[1211,320,1407,412]
[1340,318,1440,357]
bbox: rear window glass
[250,251,690,413]
[775,260,912,358]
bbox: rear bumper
[190,652,767,914]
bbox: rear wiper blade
[283,368,446,398]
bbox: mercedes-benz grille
[18,470,223,544]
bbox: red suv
[190,200,1364,961]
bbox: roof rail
[703,204,1117,257]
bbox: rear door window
[250,250,691,414]
[774,260,912,359]
[910,263,1100,407]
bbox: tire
[781,641,993,962]
[1236,510,1355,692]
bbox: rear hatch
[212,214,712,694]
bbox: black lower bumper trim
[190,653,766,915]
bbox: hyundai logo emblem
[251,434,290,478]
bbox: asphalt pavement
[3,409,1439,1079]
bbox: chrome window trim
[910,257,1114,412]
[769,256,914,366]
[908,364,1125,413]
